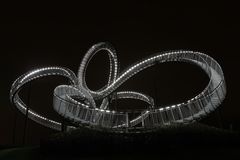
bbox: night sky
[1,4,240,145]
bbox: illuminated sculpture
[10,42,226,132]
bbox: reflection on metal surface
[10,42,226,132]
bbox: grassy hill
[1,123,240,159]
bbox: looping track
[10,42,226,132]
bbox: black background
[1,3,240,145]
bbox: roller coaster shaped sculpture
[10,42,226,132]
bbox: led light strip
[10,42,226,132]
[10,67,78,131]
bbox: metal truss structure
[10,42,226,132]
